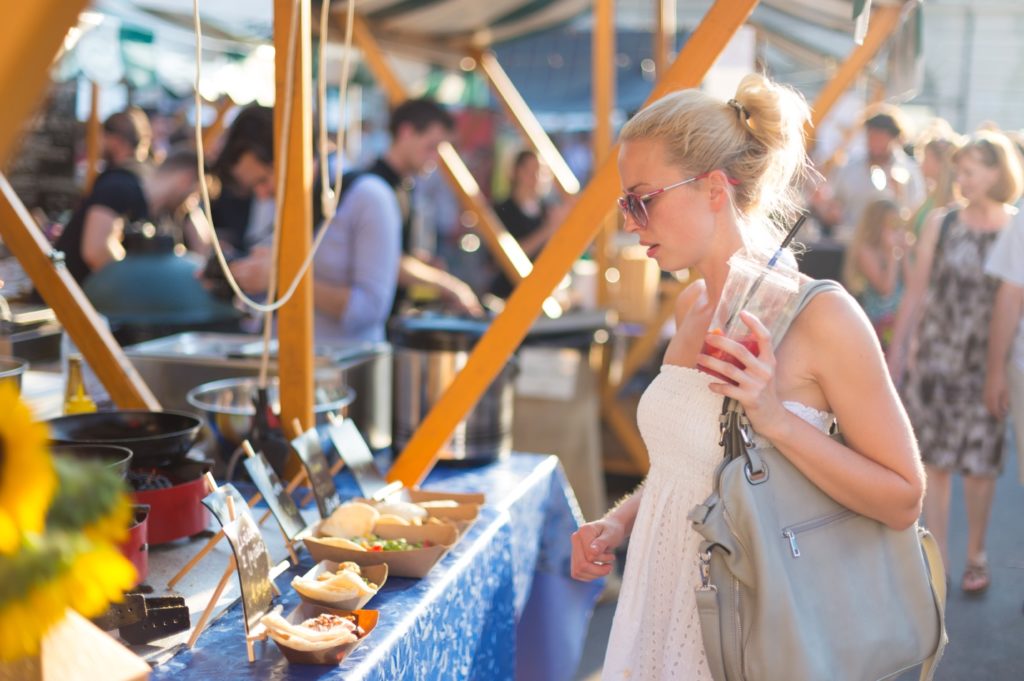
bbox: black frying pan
[47,411,203,468]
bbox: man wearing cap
[829,105,926,243]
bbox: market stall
[0,1,922,679]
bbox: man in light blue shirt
[223,99,476,342]
[312,173,401,342]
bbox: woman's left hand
[700,311,789,436]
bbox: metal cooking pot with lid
[389,314,514,462]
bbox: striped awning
[121,0,592,49]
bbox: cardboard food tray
[291,562,388,611]
[407,489,485,506]
[267,604,378,666]
[356,496,481,534]
[303,523,458,579]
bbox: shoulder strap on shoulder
[720,278,845,424]
[770,279,845,351]
[936,209,958,254]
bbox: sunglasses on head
[617,172,740,227]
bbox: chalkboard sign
[201,484,250,530]
[6,80,80,219]
[203,484,274,634]
[328,417,389,500]
[291,430,340,519]
[243,451,307,541]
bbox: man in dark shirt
[55,149,206,284]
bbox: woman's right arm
[570,486,644,581]
[887,209,945,378]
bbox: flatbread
[374,514,411,527]
[375,501,429,522]
[292,567,377,604]
[315,536,366,551]
[320,502,380,538]
[261,612,358,651]
[417,500,460,509]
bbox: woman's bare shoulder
[674,277,707,326]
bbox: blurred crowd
[812,103,1024,594]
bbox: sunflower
[0,533,136,661]
[0,382,54,554]
[46,455,133,544]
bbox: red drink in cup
[698,329,761,385]
[697,251,799,384]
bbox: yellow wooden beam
[654,0,678,77]
[0,175,160,409]
[388,0,761,487]
[806,3,904,144]
[0,0,90,167]
[202,98,235,151]
[472,49,579,196]
[274,0,315,433]
[84,82,101,193]
[593,0,615,308]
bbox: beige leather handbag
[689,281,947,681]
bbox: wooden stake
[186,556,236,649]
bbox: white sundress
[602,364,834,680]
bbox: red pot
[120,505,150,584]
[133,473,210,545]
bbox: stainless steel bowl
[185,373,355,455]
[0,356,29,394]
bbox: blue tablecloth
[151,454,602,681]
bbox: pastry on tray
[261,611,362,651]
[291,562,379,604]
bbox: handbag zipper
[781,509,856,558]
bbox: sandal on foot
[961,560,990,594]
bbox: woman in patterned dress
[889,131,1023,594]
[568,74,926,680]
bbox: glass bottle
[64,354,97,414]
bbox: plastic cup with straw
[698,213,808,384]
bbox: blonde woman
[842,198,911,350]
[889,131,1023,594]
[910,132,961,238]
[569,74,924,680]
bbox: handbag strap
[917,528,949,681]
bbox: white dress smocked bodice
[602,364,833,681]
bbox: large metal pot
[390,315,514,462]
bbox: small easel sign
[326,413,395,500]
[242,440,308,563]
[327,413,409,502]
[188,477,276,662]
[289,418,341,518]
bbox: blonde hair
[619,74,812,251]
[953,130,1024,205]
[842,198,901,296]
[922,136,961,209]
